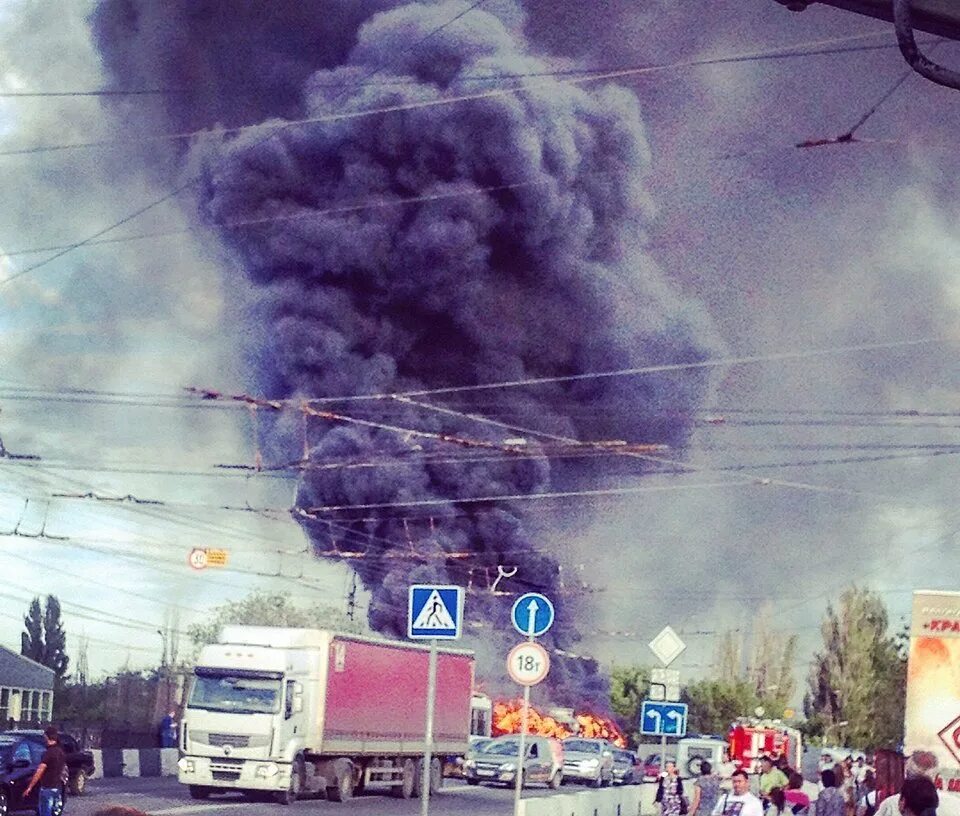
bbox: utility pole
[77,636,89,746]
[346,572,358,622]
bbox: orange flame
[492,699,627,748]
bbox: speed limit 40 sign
[507,641,550,686]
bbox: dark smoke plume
[93,0,720,705]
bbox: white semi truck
[177,626,479,804]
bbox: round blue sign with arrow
[511,592,555,637]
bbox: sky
[0,0,958,711]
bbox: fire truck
[728,720,802,773]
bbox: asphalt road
[41,776,604,816]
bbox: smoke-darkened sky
[0,0,958,704]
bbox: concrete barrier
[90,748,179,779]
[520,784,653,816]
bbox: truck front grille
[209,733,250,748]
[212,770,241,781]
[209,759,244,773]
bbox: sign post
[408,584,464,816]
[509,593,555,816]
[649,626,686,777]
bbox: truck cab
[178,627,319,803]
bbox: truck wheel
[189,786,210,800]
[591,775,603,788]
[549,771,562,790]
[275,757,304,805]
[69,769,87,796]
[430,758,443,793]
[327,768,354,803]
[391,759,416,799]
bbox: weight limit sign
[506,641,550,686]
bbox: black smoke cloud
[92,0,720,705]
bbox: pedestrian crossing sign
[408,584,464,640]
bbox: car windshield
[615,751,634,761]
[481,739,522,756]
[188,674,281,714]
[564,740,601,753]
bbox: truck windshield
[188,675,281,714]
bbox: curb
[91,748,179,779]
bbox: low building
[0,645,54,727]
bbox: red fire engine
[728,720,803,773]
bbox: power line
[0,180,540,259]
[0,88,180,98]
[0,33,933,105]
[0,31,911,160]
[0,0,493,288]
[179,337,947,407]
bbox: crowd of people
[656,750,944,816]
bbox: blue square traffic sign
[640,700,688,737]
[408,584,463,640]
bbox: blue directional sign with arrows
[511,592,555,637]
[640,700,688,737]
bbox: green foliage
[53,681,108,725]
[21,595,69,685]
[610,665,650,742]
[186,590,363,652]
[803,586,905,750]
[685,678,761,735]
[21,598,43,662]
[747,611,798,714]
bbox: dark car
[612,749,642,785]
[0,733,66,815]
[0,731,94,796]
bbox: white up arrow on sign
[646,709,662,731]
[525,599,539,636]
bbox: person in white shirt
[712,770,764,816]
[717,748,738,792]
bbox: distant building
[0,645,54,727]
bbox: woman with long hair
[766,787,787,816]
[689,761,721,816]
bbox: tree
[747,609,798,716]
[186,590,362,652]
[21,598,44,662]
[685,678,761,735]
[21,595,69,686]
[610,665,650,742]
[43,596,69,683]
[707,619,797,722]
[803,586,905,749]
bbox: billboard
[906,590,960,794]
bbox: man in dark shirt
[23,726,66,816]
